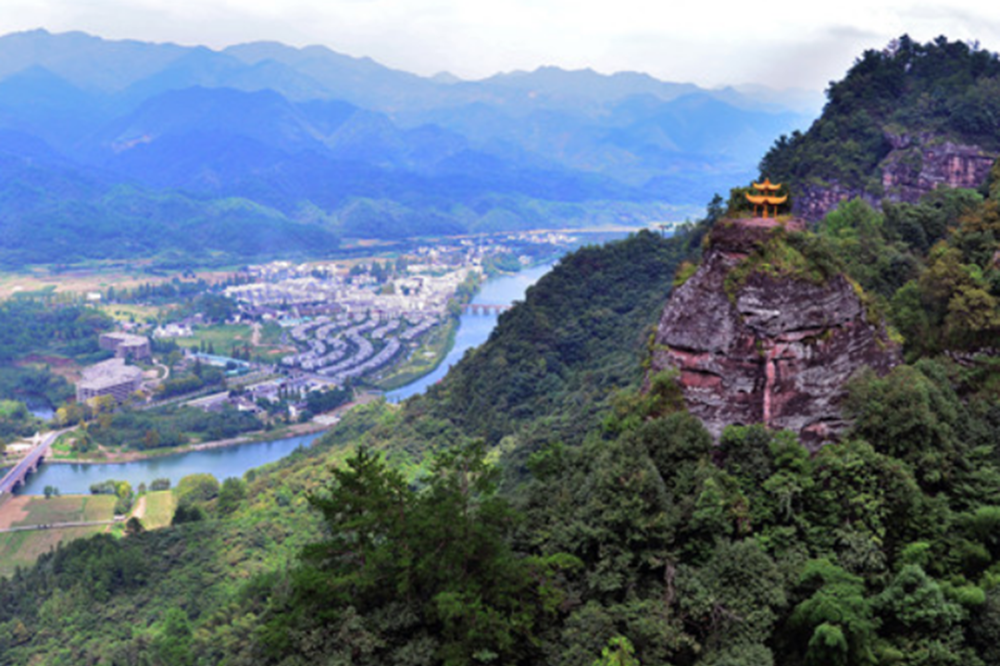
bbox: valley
[6,27,1000,666]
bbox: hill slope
[761,35,1000,219]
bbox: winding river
[17,261,558,495]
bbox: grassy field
[138,491,175,529]
[0,494,118,577]
[176,323,292,362]
[0,266,236,302]
[6,494,117,527]
[100,303,163,324]
[0,525,107,577]
[176,324,254,354]
[50,429,109,462]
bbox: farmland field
[0,494,117,577]
[136,490,175,529]
[0,525,108,577]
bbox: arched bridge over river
[461,303,511,316]
[0,431,62,497]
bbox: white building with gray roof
[76,358,144,404]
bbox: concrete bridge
[462,303,511,316]
[0,431,60,496]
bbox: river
[16,260,558,495]
[385,261,555,401]
[19,434,320,495]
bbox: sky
[2,0,1000,90]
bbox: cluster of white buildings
[278,311,439,384]
[219,260,476,385]
[223,266,473,317]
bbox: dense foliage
[0,299,112,365]
[418,229,700,450]
[0,299,111,418]
[82,404,262,451]
[0,399,39,448]
[761,35,1000,193]
[806,161,1000,363]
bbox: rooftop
[78,358,143,391]
[102,332,149,345]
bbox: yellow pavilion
[746,178,788,218]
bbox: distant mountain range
[0,29,820,268]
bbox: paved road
[0,430,64,496]
[0,517,124,534]
[182,391,231,410]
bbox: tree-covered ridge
[803,160,1000,364]
[0,169,343,269]
[761,35,1000,193]
[0,299,112,364]
[416,229,698,449]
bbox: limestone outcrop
[649,218,899,448]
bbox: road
[182,391,231,410]
[0,517,124,534]
[0,430,65,496]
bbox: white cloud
[2,0,1000,88]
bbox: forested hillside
[761,36,1000,218]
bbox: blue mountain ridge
[0,29,818,267]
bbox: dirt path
[251,322,262,346]
[0,496,30,529]
[131,495,147,521]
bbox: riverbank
[376,316,459,391]
[44,391,383,465]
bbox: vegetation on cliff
[805,160,1000,365]
[761,35,1000,195]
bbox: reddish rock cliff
[650,218,899,448]
[793,135,995,220]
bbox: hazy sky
[2,0,1000,90]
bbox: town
[0,230,582,472]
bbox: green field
[259,321,284,345]
[139,491,175,529]
[12,494,117,527]
[176,323,255,354]
[50,429,108,461]
[0,525,107,577]
[100,303,163,324]
[0,494,117,577]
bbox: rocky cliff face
[649,219,899,448]
[793,135,995,220]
